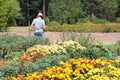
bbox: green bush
[0,54,70,79]
[60,32,95,47]
[88,14,96,23]
[78,33,95,47]
[115,41,120,55]
[60,32,78,42]
[76,18,89,24]
[101,27,117,33]
[93,18,108,24]
[47,21,60,27]
[0,34,50,58]
[23,55,68,74]
[115,17,120,23]
[0,60,21,78]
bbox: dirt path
[44,32,120,44]
[1,32,120,44]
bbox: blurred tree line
[0,0,120,31]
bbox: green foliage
[47,0,84,24]
[0,54,69,78]
[77,33,95,48]
[46,22,120,32]
[115,17,120,23]
[2,0,119,26]
[101,27,117,33]
[60,32,95,48]
[29,55,69,72]
[88,13,97,23]
[0,34,50,58]
[0,0,21,31]
[115,41,120,55]
[0,60,21,77]
[6,0,21,26]
[81,0,118,21]
[93,18,109,24]
[47,21,60,27]
[0,0,8,31]
[0,39,119,78]
[116,0,120,17]
[77,18,89,24]
[104,44,120,56]
[60,32,78,42]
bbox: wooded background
[0,0,120,31]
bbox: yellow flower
[59,61,64,65]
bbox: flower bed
[12,58,120,80]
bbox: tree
[7,0,21,26]
[19,0,42,26]
[116,0,120,17]
[97,0,118,21]
[81,0,118,21]
[47,0,84,24]
[0,0,8,31]
[0,0,21,31]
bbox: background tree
[47,0,84,24]
[116,0,120,17]
[81,0,118,21]
[0,0,21,31]
[19,0,42,26]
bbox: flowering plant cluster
[12,58,120,80]
[25,40,86,56]
[58,40,86,50]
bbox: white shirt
[32,17,45,33]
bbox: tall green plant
[0,0,21,31]
[60,32,95,47]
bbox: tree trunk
[43,0,45,19]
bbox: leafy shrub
[93,18,108,24]
[78,33,95,48]
[115,17,120,23]
[47,21,60,27]
[60,32,95,48]
[66,44,114,60]
[0,60,21,78]
[0,54,69,79]
[88,14,96,23]
[77,18,89,24]
[0,34,50,58]
[101,27,117,32]
[60,32,78,42]
[115,41,120,55]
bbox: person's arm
[30,19,35,27]
[43,20,46,29]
